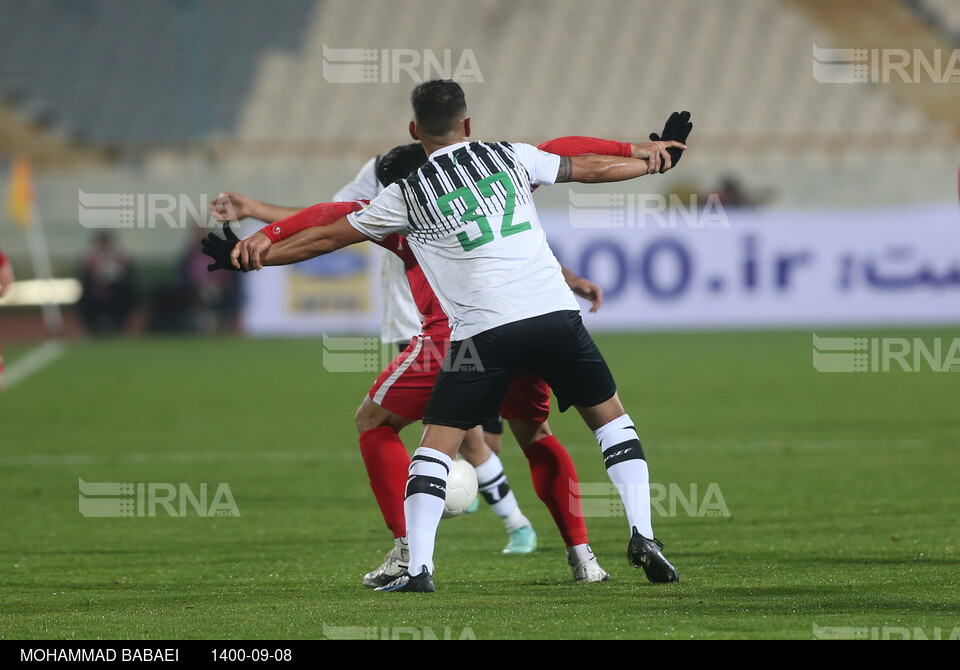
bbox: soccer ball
[442,457,478,519]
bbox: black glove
[649,110,692,171]
[201,225,244,272]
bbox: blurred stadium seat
[912,0,960,41]
[0,0,315,143]
[235,0,948,143]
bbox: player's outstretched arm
[556,141,686,183]
[232,200,370,270]
[537,136,634,158]
[538,115,692,173]
[246,218,368,270]
[203,201,370,272]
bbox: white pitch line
[0,438,940,468]
[663,438,935,452]
[0,449,353,467]
[3,339,65,390]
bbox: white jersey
[347,141,579,341]
[333,157,422,344]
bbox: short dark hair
[375,142,428,186]
[410,79,467,137]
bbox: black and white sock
[474,453,529,532]
[404,447,452,576]
[594,414,654,539]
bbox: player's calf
[594,414,653,539]
[403,447,453,582]
[591,412,679,583]
[462,439,536,553]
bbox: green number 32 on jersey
[436,171,532,251]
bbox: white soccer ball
[442,457,478,519]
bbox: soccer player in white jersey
[210,156,546,567]
[231,80,687,593]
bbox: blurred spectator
[79,232,136,334]
[151,228,239,333]
[708,175,772,208]
[180,227,240,333]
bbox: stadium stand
[0,0,952,149]
[236,0,949,145]
[0,0,315,143]
[910,0,960,42]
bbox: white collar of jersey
[426,141,471,160]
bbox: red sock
[524,435,589,547]
[359,426,410,539]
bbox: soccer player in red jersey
[248,193,604,585]
[210,166,561,576]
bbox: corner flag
[6,156,36,230]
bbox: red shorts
[369,335,450,420]
[369,336,552,425]
[499,369,551,425]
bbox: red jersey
[375,234,449,338]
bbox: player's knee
[356,399,412,434]
[457,426,491,466]
[459,441,485,464]
[355,402,377,433]
[509,419,552,448]
[529,421,552,445]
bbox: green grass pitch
[1,329,958,640]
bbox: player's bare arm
[211,191,303,224]
[556,140,686,183]
[560,264,603,313]
[233,216,369,271]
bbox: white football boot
[362,537,409,588]
[566,543,611,583]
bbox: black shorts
[422,310,617,430]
